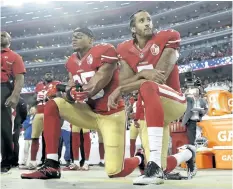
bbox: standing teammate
[27,71,60,169]
[1,31,26,173]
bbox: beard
[45,78,53,83]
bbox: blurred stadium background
[1,1,232,103]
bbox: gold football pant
[31,113,44,138]
[130,120,150,162]
[54,97,126,176]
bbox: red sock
[31,139,39,161]
[140,81,164,126]
[130,139,136,157]
[110,157,140,178]
[44,100,61,156]
[72,132,80,160]
[164,156,178,174]
[83,132,91,160]
[99,143,105,160]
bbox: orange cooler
[206,89,232,116]
[196,151,213,169]
[198,115,233,147]
[213,146,233,169]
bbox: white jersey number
[72,71,95,84]
[72,71,104,100]
[137,64,153,72]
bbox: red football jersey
[1,48,26,83]
[65,43,124,115]
[117,29,181,93]
[35,81,60,113]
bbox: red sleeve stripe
[158,84,186,103]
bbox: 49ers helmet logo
[150,44,160,56]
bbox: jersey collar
[1,47,11,52]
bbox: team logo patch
[150,44,160,56]
[87,54,93,65]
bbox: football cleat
[81,163,89,171]
[21,159,61,179]
[185,145,197,178]
[98,162,105,167]
[133,161,164,185]
[62,163,80,171]
[27,162,37,170]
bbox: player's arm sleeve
[84,62,117,98]
[65,58,75,87]
[154,30,180,81]
[100,45,118,65]
[10,54,26,97]
[12,54,26,75]
[164,30,181,49]
[117,44,142,86]
[12,54,26,96]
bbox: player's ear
[130,27,136,33]
[89,37,94,44]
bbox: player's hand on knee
[70,87,89,103]
[67,83,89,103]
[139,69,165,84]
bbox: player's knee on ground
[104,144,124,177]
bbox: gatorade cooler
[198,114,233,147]
[196,151,213,169]
[205,88,232,116]
[180,149,213,169]
[213,146,233,169]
